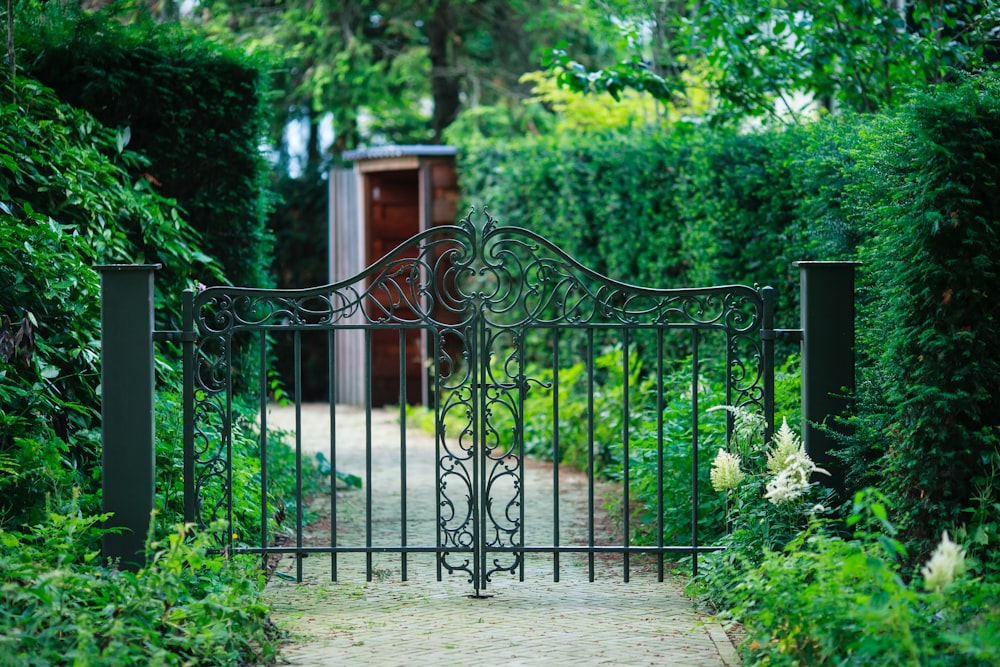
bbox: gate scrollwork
[184,208,769,590]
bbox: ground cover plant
[0,504,278,666]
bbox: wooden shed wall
[328,155,459,407]
[328,167,366,406]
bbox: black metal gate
[177,210,775,594]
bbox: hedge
[15,1,275,288]
[455,71,1000,566]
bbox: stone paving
[263,404,740,666]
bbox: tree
[193,0,612,169]
[547,0,1000,123]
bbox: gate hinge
[760,328,803,343]
[153,330,198,343]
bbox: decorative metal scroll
[183,208,769,589]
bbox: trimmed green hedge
[853,77,1000,560]
[458,125,832,324]
[15,2,275,288]
[456,71,1000,568]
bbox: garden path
[263,403,739,666]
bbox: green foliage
[0,76,218,528]
[1,14,296,663]
[543,48,677,103]
[485,347,800,548]
[699,491,1000,666]
[194,0,612,160]
[547,0,999,124]
[155,391,327,546]
[16,0,275,288]
[849,75,1000,564]
[0,507,278,666]
[459,75,1000,577]
[674,126,808,319]
[694,402,834,611]
[457,129,690,288]
[456,123,823,322]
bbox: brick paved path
[263,404,739,666]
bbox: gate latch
[760,328,803,343]
[153,330,198,343]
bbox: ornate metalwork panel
[181,208,773,593]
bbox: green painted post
[98,264,160,570]
[797,261,859,500]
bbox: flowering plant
[921,530,967,593]
[699,406,835,582]
[707,408,828,505]
[709,448,744,492]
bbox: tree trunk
[427,0,461,142]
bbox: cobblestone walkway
[263,404,739,666]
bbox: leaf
[315,451,331,476]
[336,470,362,489]
[116,126,131,153]
[315,452,362,488]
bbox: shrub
[694,406,835,608]
[674,126,807,319]
[851,75,1000,562]
[0,76,218,527]
[16,0,275,288]
[457,130,690,287]
[709,491,1000,666]
[0,504,278,666]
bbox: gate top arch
[191,208,764,336]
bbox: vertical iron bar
[517,330,526,582]
[470,319,482,594]
[399,328,408,581]
[294,331,303,583]
[365,329,373,582]
[622,329,630,583]
[329,329,338,581]
[656,328,665,582]
[552,328,560,582]
[762,286,776,443]
[587,328,596,582]
[226,331,234,557]
[181,289,195,527]
[475,322,485,593]
[434,333,443,582]
[259,331,269,574]
[691,328,700,577]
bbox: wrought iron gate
[178,210,775,594]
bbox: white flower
[708,404,768,447]
[764,468,808,504]
[762,418,828,506]
[922,531,967,593]
[710,448,745,492]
